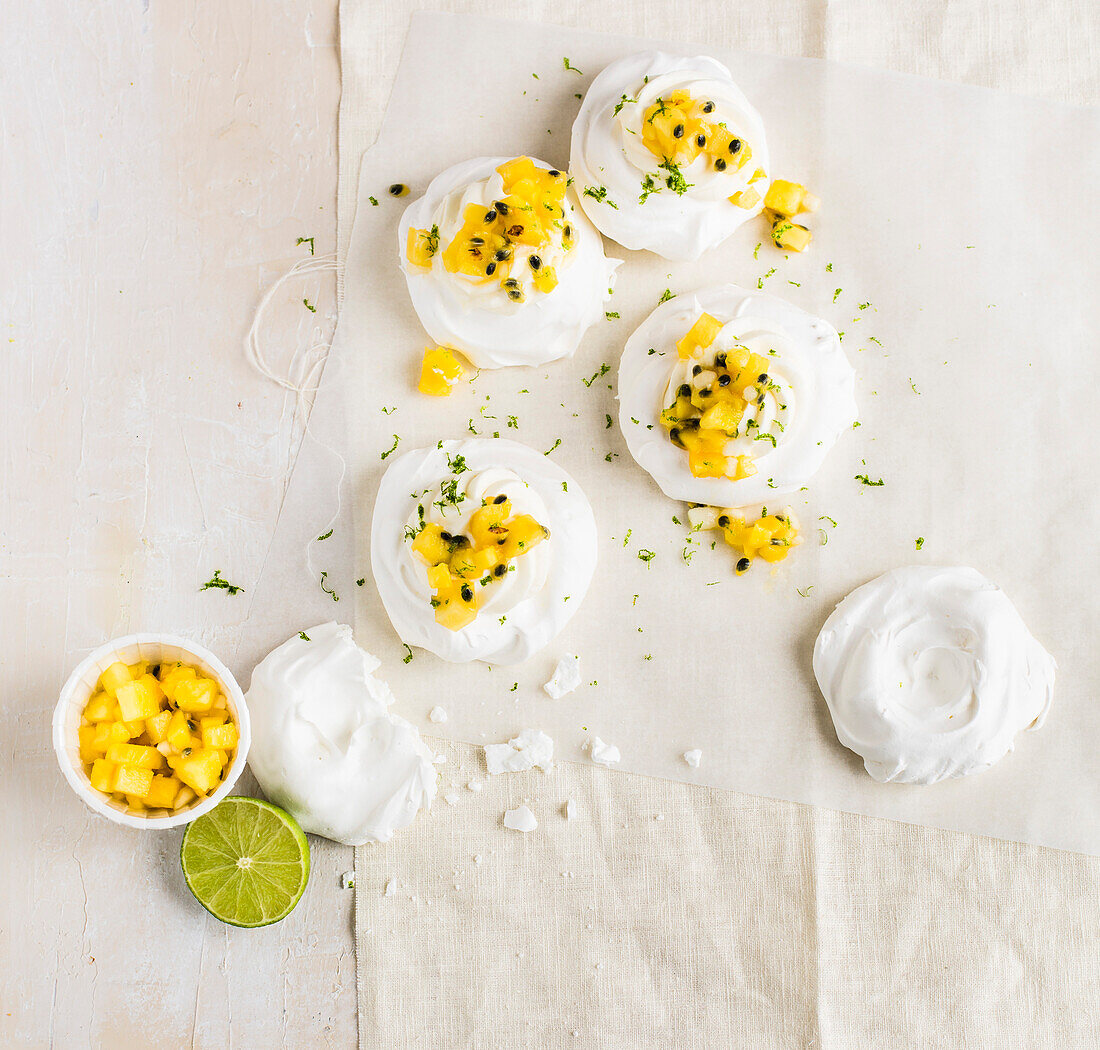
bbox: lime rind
[180,796,310,928]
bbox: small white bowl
[53,633,252,830]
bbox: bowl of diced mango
[53,634,251,829]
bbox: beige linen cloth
[344,3,1100,1047]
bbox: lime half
[180,796,310,928]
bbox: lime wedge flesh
[180,796,310,928]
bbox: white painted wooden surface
[1,3,354,1046]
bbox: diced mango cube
[143,775,183,809]
[532,267,558,295]
[144,710,172,745]
[169,748,224,795]
[468,501,510,547]
[498,515,548,560]
[425,564,452,591]
[676,313,723,358]
[116,673,164,722]
[771,218,812,252]
[83,691,115,723]
[405,225,439,268]
[104,721,132,749]
[78,726,105,764]
[89,758,117,794]
[126,661,148,679]
[411,524,451,565]
[160,665,197,701]
[418,346,464,396]
[173,677,218,713]
[202,723,238,750]
[114,764,154,797]
[764,179,819,218]
[699,401,744,434]
[99,661,133,697]
[175,786,197,809]
[107,742,165,770]
[166,710,196,751]
[434,599,477,632]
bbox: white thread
[243,251,351,605]
[245,252,339,404]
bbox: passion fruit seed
[729,139,742,154]
[548,169,561,177]
[495,249,510,261]
[678,383,691,397]
[493,564,507,577]
[673,124,685,138]
[692,364,702,376]
[507,288,524,302]
[714,158,727,171]
[718,515,731,527]
[757,373,769,384]
[528,255,541,270]
[702,101,715,113]
[736,557,751,573]
[485,262,497,276]
[495,201,509,215]
[493,494,508,504]
[696,134,707,147]
[389,183,408,197]
[460,585,474,602]
[718,374,731,387]
[440,531,453,542]
[484,209,497,222]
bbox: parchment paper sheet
[327,13,1100,855]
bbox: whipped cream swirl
[813,566,1056,784]
[570,52,769,259]
[398,157,619,368]
[618,284,857,506]
[370,439,598,665]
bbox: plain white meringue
[397,156,619,368]
[570,51,769,259]
[503,805,538,832]
[245,623,437,845]
[543,653,581,698]
[813,566,1055,785]
[618,283,857,506]
[370,438,598,665]
[588,737,621,766]
[484,729,555,775]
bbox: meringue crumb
[444,789,460,805]
[587,736,621,766]
[543,653,581,698]
[503,805,538,832]
[340,870,355,890]
[682,748,702,768]
[563,799,576,820]
[467,779,484,792]
[484,729,554,774]
[383,878,397,897]
[429,705,448,723]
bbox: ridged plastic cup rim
[52,633,252,831]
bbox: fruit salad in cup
[78,658,239,815]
